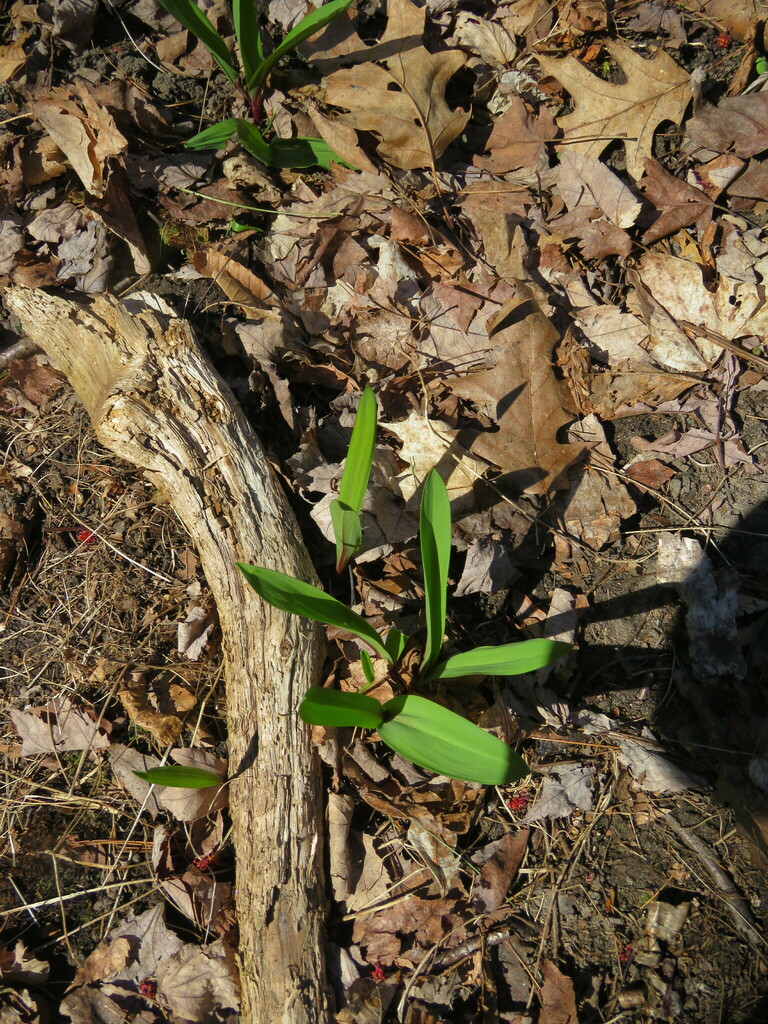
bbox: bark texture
[6,287,329,1024]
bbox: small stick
[663,811,764,948]
[0,335,40,369]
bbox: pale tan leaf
[556,151,641,228]
[193,248,277,308]
[381,410,484,510]
[453,13,518,67]
[10,696,110,755]
[26,83,128,196]
[156,940,240,1022]
[538,41,691,179]
[0,41,28,84]
[323,0,469,170]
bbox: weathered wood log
[6,287,330,1024]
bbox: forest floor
[1,1,768,1021]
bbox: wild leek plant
[157,0,354,169]
[238,470,570,785]
[330,385,377,574]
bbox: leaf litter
[1,0,768,1021]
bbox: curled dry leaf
[117,669,183,746]
[26,83,128,196]
[193,248,277,309]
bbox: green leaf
[419,469,451,675]
[246,0,355,92]
[238,563,392,661]
[299,686,385,729]
[266,135,354,170]
[233,0,263,89]
[185,118,241,151]
[157,0,238,83]
[360,650,375,686]
[338,386,377,513]
[379,695,529,785]
[428,639,571,682]
[330,500,362,574]
[384,626,408,662]
[232,119,274,163]
[331,386,377,571]
[133,766,223,788]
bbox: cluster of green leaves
[139,390,569,791]
[157,0,354,169]
[239,468,568,785]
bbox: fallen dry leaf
[193,248,277,308]
[556,151,641,228]
[471,831,529,913]
[155,939,240,1023]
[323,0,469,170]
[685,93,768,161]
[539,41,691,179]
[473,96,555,173]
[562,415,636,550]
[539,959,578,1024]
[381,409,484,510]
[633,252,768,368]
[453,12,518,67]
[450,284,583,495]
[11,696,110,756]
[639,157,713,243]
[27,83,128,197]
[522,765,595,823]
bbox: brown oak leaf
[323,0,469,170]
[450,284,583,495]
[538,41,690,179]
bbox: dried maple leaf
[323,0,469,170]
[450,284,583,496]
[538,41,690,179]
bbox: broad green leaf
[338,386,377,513]
[157,0,238,83]
[238,563,391,661]
[428,639,571,682]
[265,135,354,170]
[246,0,355,92]
[360,650,376,686]
[232,119,273,162]
[185,118,241,152]
[379,695,529,785]
[384,626,408,662]
[233,0,263,89]
[299,686,384,729]
[419,469,451,675]
[331,385,377,571]
[134,766,223,788]
[330,500,362,574]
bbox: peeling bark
[5,287,330,1024]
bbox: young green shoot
[239,471,570,785]
[157,0,355,169]
[330,386,377,573]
